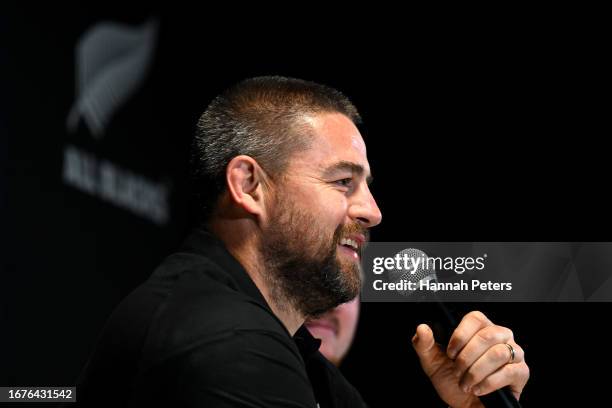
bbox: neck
[208,219,304,336]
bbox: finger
[447,311,493,360]
[412,324,446,378]
[458,341,525,393]
[453,325,516,380]
[471,361,530,400]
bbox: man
[77,76,529,407]
[305,297,360,367]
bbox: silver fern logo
[66,18,158,138]
[62,19,170,225]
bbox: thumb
[412,323,446,377]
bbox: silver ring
[505,343,515,363]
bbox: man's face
[305,297,360,366]
[260,113,382,317]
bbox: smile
[340,238,359,250]
[338,242,360,260]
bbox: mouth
[338,235,365,260]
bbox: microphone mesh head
[387,248,438,295]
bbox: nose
[348,183,382,228]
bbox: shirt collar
[294,325,323,359]
[179,227,272,311]
[179,227,319,350]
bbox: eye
[334,178,353,188]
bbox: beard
[259,191,367,318]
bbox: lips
[349,234,365,248]
[341,234,365,248]
[338,244,360,260]
[338,233,365,259]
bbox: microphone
[387,248,522,408]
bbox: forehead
[296,113,369,173]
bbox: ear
[225,155,269,218]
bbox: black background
[3,7,610,406]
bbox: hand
[412,311,530,408]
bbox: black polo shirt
[76,228,368,407]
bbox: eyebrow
[323,160,374,185]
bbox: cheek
[308,328,338,356]
[318,339,340,363]
[334,319,357,361]
[322,196,348,225]
[336,304,360,341]
[292,184,348,231]
[304,191,348,226]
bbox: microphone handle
[434,300,522,408]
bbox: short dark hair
[190,76,361,221]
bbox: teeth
[340,238,358,250]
